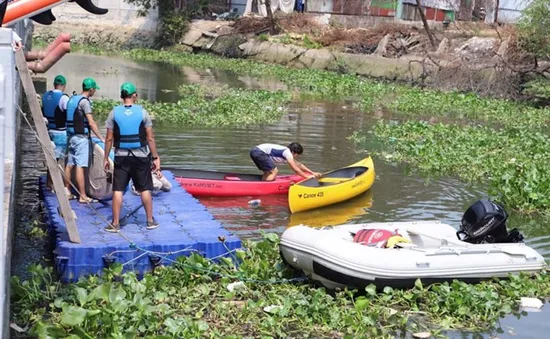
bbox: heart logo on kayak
[298,194,303,198]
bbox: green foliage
[277,34,293,45]
[10,235,550,337]
[123,0,212,46]
[303,35,322,49]
[517,0,550,58]
[360,120,550,214]
[257,33,269,42]
[93,84,291,126]
[523,76,550,104]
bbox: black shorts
[250,147,276,172]
[113,155,154,192]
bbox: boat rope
[18,107,307,285]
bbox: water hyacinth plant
[354,120,550,214]
[93,84,291,126]
[10,234,550,338]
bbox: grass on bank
[10,234,550,338]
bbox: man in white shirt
[250,142,321,181]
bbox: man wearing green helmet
[41,75,70,191]
[103,82,161,232]
[65,78,104,203]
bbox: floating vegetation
[92,84,291,126]
[10,234,550,338]
[353,120,550,214]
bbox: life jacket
[113,105,148,149]
[66,95,91,136]
[352,229,409,248]
[41,90,68,130]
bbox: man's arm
[295,160,322,178]
[143,109,160,171]
[146,127,160,171]
[104,129,114,162]
[81,99,103,141]
[59,95,69,112]
[103,110,114,171]
[287,158,312,179]
[86,113,104,142]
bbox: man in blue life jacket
[64,78,104,203]
[42,75,70,191]
[103,82,161,232]
[250,142,321,181]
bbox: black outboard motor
[457,199,524,244]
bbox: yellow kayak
[288,157,375,213]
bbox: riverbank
[10,234,550,338]
[33,16,545,100]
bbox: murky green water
[34,54,550,338]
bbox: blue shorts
[67,135,90,168]
[250,147,276,172]
[48,130,67,160]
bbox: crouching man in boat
[103,82,161,232]
[250,142,321,181]
[41,75,69,191]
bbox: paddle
[119,190,164,226]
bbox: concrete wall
[1,18,31,338]
[48,0,159,31]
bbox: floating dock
[39,170,242,283]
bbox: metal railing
[1,24,21,338]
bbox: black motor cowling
[457,199,524,244]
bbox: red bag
[353,229,399,248]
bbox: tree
[124,0,212,46]
[415,0,436,48]
[263,0,277,35]
[517,0,550,59]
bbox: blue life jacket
[66,94,90,135]
[113,105,148,149]
[42,90,68,130]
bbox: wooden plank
[15,50,81,243]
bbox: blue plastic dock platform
[39,171,242,283]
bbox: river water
[31,53,550,337]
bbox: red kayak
[166,168,303,197]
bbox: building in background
[232,0,532,24]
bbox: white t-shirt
[52,89,69,111]
[256,143,294,163]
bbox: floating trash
[248,199,261,206]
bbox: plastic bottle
[248,199,261,206]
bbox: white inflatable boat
[280,220,546,289]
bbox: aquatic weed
[92,84,291,126]
[10,234,550,338]
[365,120,550,214]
